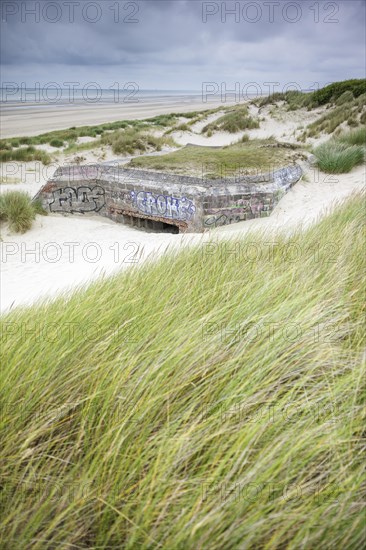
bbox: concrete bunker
[35,164,302,233]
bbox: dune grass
[0,146,52,165]
[146,108,222,129]
[49,139,65,148]
[253,79,366,118]
[127,139,296,178]
[62,139,103,155]
[0,196,365,549]
[313,139,364,173]
[0,109,218,155]
[145,113,181,127]
[257,90,313,110]
[0,109,223,164]
[338,127,366,146]
[305,93,366,138]
[335,90,354,106]
[0,121,144,151]
[202,106,259,134]
[0,191,47,233]
[101,127,177,156]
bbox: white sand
[1,214,202,312]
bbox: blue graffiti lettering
[131,191,195,221]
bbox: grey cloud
[0,0,365,88]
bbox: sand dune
[1,100,365,312]
[1,162,364,313]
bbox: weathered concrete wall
[201,165,302,228]
[35,164,302,233]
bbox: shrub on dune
[49,138,64,148]
[311,78,366,106]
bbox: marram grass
[0,191,47,233]
[338,127,366,146]
[1,195,365,549]
[313,140,364,173]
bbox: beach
[0,94,226,138]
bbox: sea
[0,88,207,110]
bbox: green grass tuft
[49,139,64,148]
[313,139,364,173]
[0,115,194,154]
[101,127,177,156]
[0,191,36,232]
[0,146,52,164]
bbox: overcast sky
[1,0,365,92]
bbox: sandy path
[1,163,364,313]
